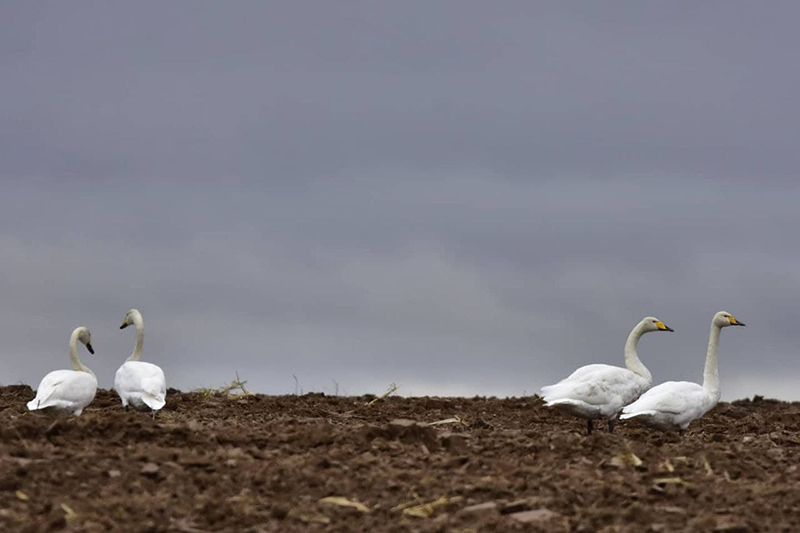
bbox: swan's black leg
[587,419,594,435]
[679,428,685,437]
[608,419,615,433]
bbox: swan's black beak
[120,323,128,330]
[734,321,746,327]
[664,326,675,332]
[86,343,95,354]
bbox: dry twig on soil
[366,383,399,406]
[193,372,250,398]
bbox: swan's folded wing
[30,370,79,408]
[28,373,66,409]
[116,361,167,409]
[559,364,618,384]
[541,364,618,396]
[30,370,96,410]
[542,365,650,417]
[622,381,705,415]
[542,365,647,410]
[116,362,164,392]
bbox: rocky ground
[1,385,799,532]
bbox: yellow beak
[728,315,746,326]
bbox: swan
[620,311,745,435]
[541,316,674,434]
[27,327,97,415]
[113,309,167,412]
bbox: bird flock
[542,311,745,435]
[25,308,744,437]
[27,309,166,417]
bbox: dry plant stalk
[193,372,250,398]
[653,477,689,486]
[390,494,424,513]
[319,496,371,513]
[401,496,463,518]
[366,383,399,406]
[702,455,714,476]
[60,503,77,520]
[426,416,463,426]
[219,371,250,397]
[609,451,643,468]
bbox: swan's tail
[540,384,556,396]
[540,382,567,396]
[540,384,574,405]
[544,398,590,409]
[619,410,657,420]
[141,395,166,411]
[140,377,166,411]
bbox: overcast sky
[2,2,798,401]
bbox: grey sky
[1,2,798,400]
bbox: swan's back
[114,361,167,411]
[27,370,97,415]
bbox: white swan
[27,327,97,416]
[541,316,674,434]
[113,309,167,412]
[620,311,745,435]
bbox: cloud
[1,3,799,401]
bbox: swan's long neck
[623,322,652,382]
[69,330,94,377]
[126,312,144,362]
[703,323,722,398]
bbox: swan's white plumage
[114,361,167,410]
[541,316,673,427]
[27,369,97,415]
[542,364,651,419]
[620,381,715,430]
[114,309,167,412]
[621,311,745,432]
[27,327,97,416]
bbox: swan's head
[76,326,94,354]
[641,316,674,333]
[714,311,745,328]
[120,308,142,330]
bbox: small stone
[509,509,559,523]
[656,506,687,515]
[140,463,160,477]
[433,512,450,524]
[714,521,749,533]
[460,501,498,515]
[389,419,418,428]
[107,470,121,478]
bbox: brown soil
[1,386,799,532]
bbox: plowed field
[1,386,798,532]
